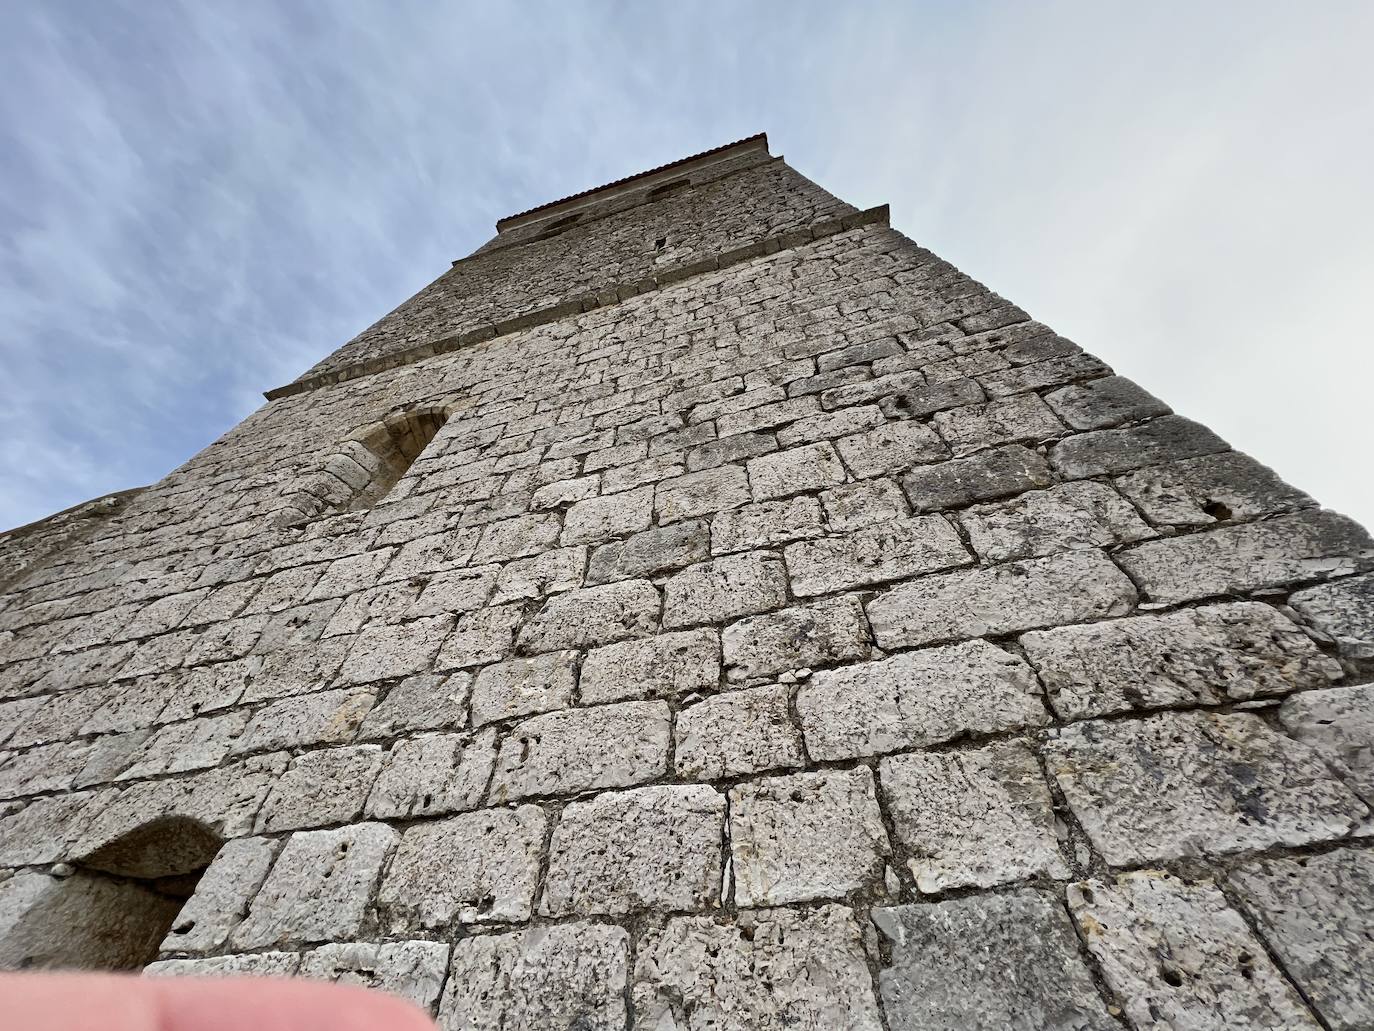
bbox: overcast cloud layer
[2,1,1371,531]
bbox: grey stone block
[1289,571,1374,657]
[1115,451,1314,528]
[663,551,789,628]
[674,685,804,780]
[747,441,848,500]
[722,594,871,680]
[784,515,971,596]
[254,744,385,833]
[470,650,578,728]
[1050,415,1228,478]
[300,940,450,1014]
[579,628,720,703]
[1044,374,1170,429]
[901,444,1054,512]
[933,393,1067,457]
[516,579,660,652]
[1279,684,1374,804]
[836,420,948,478]
[710,495,825,554]
[959,481,1153,563]
[365,730,496,818]
[586,520,708,583]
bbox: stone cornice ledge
[263,204,890,401]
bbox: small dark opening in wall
[646,178,690,201]
[0,817,223,971]
[655,237,667,251]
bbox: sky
[2,1,1372,532]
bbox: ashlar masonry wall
[2,134,1374,1030]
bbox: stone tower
[2,133,1373,1028]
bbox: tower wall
[2,135,1373,1028]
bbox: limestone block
[728,767,889,907]
[662,551,788,628]
[1050,415,1228,478]
[634,906,882,1031]
[784,515,971,596]
[434,603,523,669]
[232,823,398,949]
[776,404,886,446]
[836,420,948,478]
[540,784,725,917]
[470,650,578,727]
[586,520,708,583]
[717,396,819,437]
[1229,848,1374,1031]
[470,514,562,563]
[529,474,598,511]
[933,393,1066,457]
[561,484,654,545]
[407,566,499,617]
[685,430,777,471]
[254,744,385,833]
[976,352,1110,397]
[901,443,1053,512]
[1115,451,1314,528]
[118,712,248,780]
[866,550,1138,649]
[674,685,803,780]
[874,890,1115,1031]
[602,453,686,493]
[746,441,848,500]
[1289,572,1374,657]
[879,741,1066,893]
[655,466,751,524]
[439,922,628,1031]
[492,546,585,603]
[959,481,1153,562]
[145,951,302,978]
[159,836,278,955]
[378,806,546,930]
[1047,711,1368,866]
[0,739,94,798]
[231,687,375,754]
[820,477,910,532]
[239,638,348,702]
[579,629,720,703]
[1021,601,1340,720]
[306,548,396,601]
[1279,685,1374,803]
[1067,872,1320,1030]
[365,730,496,819]
[357,672,471,738]
[489,700,670,801]
[338,615,453,684]
[300,940,450,1013]
[709,495,824,554]
[722,594,871,680]
[798,640,1048,760]
[1043,374,1170,430]
[515,579,660,652]
[1116,510,1374,604]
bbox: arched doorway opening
[0,817,223,971]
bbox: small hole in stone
[1160,965,1185,987]
[655,237,667,251]
[1079,886,1095,904]
[1201,499,1233,521]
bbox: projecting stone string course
[1,132,1372,1029]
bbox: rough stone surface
[300,940,450,1013]
[1289,572,1374,657]
[662,551,789,628]
[674,685,804,780]
[709,495,824,554]
[634,906,883,1031]
[798,640,1048,760]
[364,729,496,818]
[1067,872,1320,1030]
[901,443,1054,512]
[959,481,1152,562]
[516,579,660,652]
[728,767,890,906]
[1114,451,1314,528]
[1047,711,1368,866]
[880,741,1068,892]
[873,890,1116,1031]
[1278,684,1374,803]
[578,629,720,703]
[1050,415,1229,478]
[784,515,970,596]
[721,595,870,680]
[1021,601,1342,719]
[1229,848,1374,1031]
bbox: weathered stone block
[836,420,948,478]
[674,685,803,780]
[1289,571,1374,657]
[231,688,375,754]
[586,520,708,583]
[560,484,654,545]
[746,441,847,500]
[784,515,971,596]
[1114,450,1313,527]
[776,404,886,447]
[492,545,585,603]
[820,477,910,532]
[1047,711,1367,865]
[1050,414,1228,478]
[1043,374,1170,429]
[365,730,496,819]
[518,579,660,653]
[301,940,450,1014]
[710,495,824,553]
[901,443,1054,512]
[933,393,1066,457]
[471,513,561,563]
[1279,684,1374,803]
[338,616,453,684]
[959,481,1152,562]
[470,650,578,727]
[159,836,278,955]
[662,551,789,628]
[729,767,889,907]
[254,744,384,833]
[655,465,751,524]
[357,672,470,738]
[579,628,720,703]
[722,594,870,680]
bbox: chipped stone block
[1050,415,1228,478]
[579,629,720,703]
[492,546,586,603]
[146,951,302,977]
[959,481,1152,562]
[655,466,751,524]
[439,922,628,1031]
[255,745,385,833]
[471,514,561,563]
[407,566,498,618]
[239,638,348,702]
[586,520,708,583]
[776,404,886,447]
[300,940,450,1013]
[869,375,983,417]
[159,836,278,955]
[729,767,889,907]
[1021,601,1341,720]
[663,551,789,628]
[1067,872,1320,1030]
[901,443,1054,513]
[836,420,948,478]
[1044,374,1170,429]
[717,395,820,437]
[118,712,248,780]
[879,741,1066,893]
[722,594,870,680]
[1279,685,1374,804]
[1047,711,1368,866]
[866,550,1138,649]
[230,687,375,754]
[784,515,970,596]
[489,700,670,801]
[561,484,654,545]
[365,730,496,819]
[1114,451,1314,528]
[634,906,882,1031]
[530,474,598,511]
[874,890,1115,1031]
[685,430,777,471]
[976,352,1110,397]
[820,477,910,532]
[1289,572,1374,658]
[1116,510,1374,604]
[434,603,523,669]
[378,806,545,930]
[933,393,1066,457]
[710,495,825,554]
[232,823,397,949]
[541,784,725,917]
[516,579,660,652]
[357,672,471,738]
[675,685,803,780]
[1229,848,1374,1031]
[797,640,1047,760]
[747,441,847,500]
[470,650,578,727]
[338,615,453,684]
